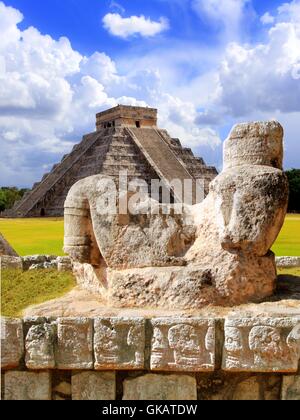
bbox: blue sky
[0,0,299,187]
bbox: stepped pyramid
[7,105,218,217]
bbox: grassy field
[1,269,76,317]
[0,214,299,257]
[277,267,300,277]
[0,217,64,256]
[271,214,300,256]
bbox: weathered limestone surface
[1,318,24,369]
[1,316,300,400]
[65,121,289,309]
[4,372,52,400]
[123,374,197,400]
[276,257,300,268]
[222,318,300,372]
[94,318,145,370]
[197,373,282,400]
[0,255,23,270]
[281,375,300,400]
[150,318,215,372]
[25,321,56,369]
[72,372,116,400]
[0,233,18,257]
[56,318,93,370]
[232,377,261,400]
[22,255,57,271]
[57,256,72,272]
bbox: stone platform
[2,279,300,400]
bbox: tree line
[0,187,29,213]
[0,169,299,214]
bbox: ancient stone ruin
[64,120,289,308]
[1,316,299,400]
[5,105,217,218]
[1,119,299,401]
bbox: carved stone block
[56,318,93,370]
[222,318,300,372]
[150,318,215,372]
[72,372,116,400]
[1,318,24,369]
[123,374,197,400]
[0,256,23,270]
[94,317,145,370]
[4,371,52,400]
[25,322,56,369]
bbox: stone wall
[1,316,299,400]
[276,257,300,268]
[0,255,72,271]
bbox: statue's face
[225,327,243,354]
[249,326,281,356]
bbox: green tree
[286,169,300,213]
[0,187,30,212]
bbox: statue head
[223,121,284,170]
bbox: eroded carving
[1,318,24,369]
[150,318,215,372]
[56,318,93,370]
[25,323,56,369]
[223,318,300,372]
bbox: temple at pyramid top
[96,105,158,129]
[5,105,218,218]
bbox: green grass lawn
[1,269,76,317]
[0,218,64,256]
[0,214,299,257]
[277,267,300,277]
[271,214,300,257]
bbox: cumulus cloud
[260,12,275,25]
[192,0,252,40]
[102,13,169,39]
[213,0,300,116]
[157,94,221,149]
[0,1,219,187]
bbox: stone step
[127,127,195,202]
[12,132,103,215]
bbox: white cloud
[278,0,300,23]
[260,12,275,25]
[213,1,300,116]
[0,1,219,187]
[157,94,221,149]
[102,13,169,39]
[109,1,125,14]
[192,0,252,40]
[0,1,22,49]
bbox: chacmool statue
[64,121,288,309]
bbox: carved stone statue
[64,121,289,309]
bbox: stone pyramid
[7,105,217,217]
